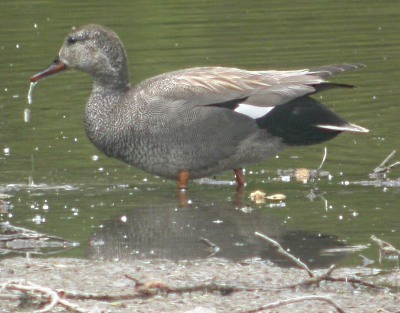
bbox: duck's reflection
[87,199,348,268]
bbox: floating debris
[266,193,287,201]
[352,151,400,187]
[0,223,79,256]
[249,190,286,204]
[249,190,266,203]
[294,168,311,182]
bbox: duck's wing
[142,64,363,112]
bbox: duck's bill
[31,59,67,83]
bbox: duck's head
[31,24,130,89]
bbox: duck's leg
[178,170,190,190]
[233,168,245,187]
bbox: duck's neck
[84,83,130,156]
[92,71,131,92]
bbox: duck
[31,24,368,190]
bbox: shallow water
[0,0,399,268]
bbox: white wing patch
[234,103,274,119]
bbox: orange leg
[233,168,245,187]
[178,170,190,190]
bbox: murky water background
[0,1,399,267]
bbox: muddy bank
[0,257,399,313]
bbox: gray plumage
[32,24,368,181]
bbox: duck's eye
[67,36,77,45]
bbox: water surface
[0,0,399,268]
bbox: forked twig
[370,150,400,179]
[0,280,88,313]
[255,232,385,291]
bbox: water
[0,0,399,268]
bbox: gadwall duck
[31,24,368,189]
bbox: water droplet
[43,202,49,210]
[27,82,37,105]
[24,108,31,122]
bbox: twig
[254,232,314,278]
[59,280,253,300]
[371,235,400,255]
[371,235,400,264]
[255,232,385,291]
[377,150,397,169]
[1,280,88,313]
[283,267,384,290]
[242,295,345,313]
[200,237,220,257]
[370,150,400,179]
[317,147,328,172]
[289,265,336,288]
[324,276,385,289]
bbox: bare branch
[370,150,400,179]
[242,295,345,313]
[0,280,88,313]
[254,232,314,277]
[377,150,396,169]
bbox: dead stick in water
[254,232,314,277]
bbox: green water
[0,0,399,267]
